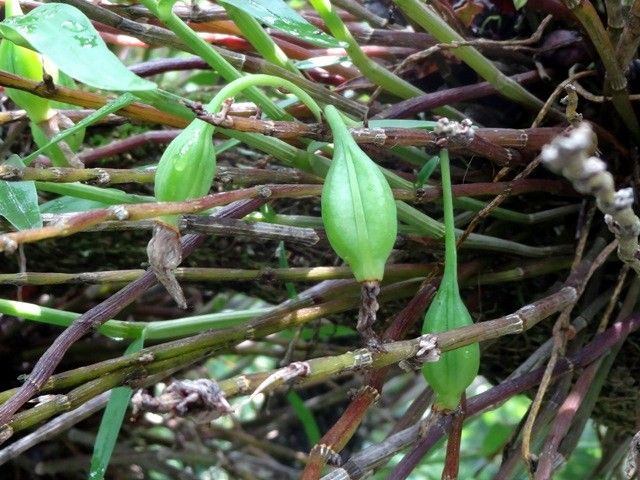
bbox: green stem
[143,0,287,121]
[562,0,640,141]
[308,0,459,118]
[392,0,543,110]
[0,299,272,340]
[36,182,152,205]
[309,0,418,99]
[223,3,300,75]
[439,148,457,284]
[205,74,321,121]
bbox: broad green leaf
[90,334,145,480]
[513,0,528,9]
[0,4,155,91]
[218,0,340,48]
[478,422,514,457]
[0,155,42,230]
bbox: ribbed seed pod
[154,119,216,225]
[147,118,216,308]
[321,105,397,346]
[421,149,480,411]
[321,105,397,283]
[0,0,54,123]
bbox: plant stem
[223,3,299,75]
[440,149,457,284]
[308,0,460,118]
[139,0,286,121]
[392,0,544,110]
[0,198,266,427]
[204,74,321,121]
[561,0,640,141]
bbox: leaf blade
[89,334,145,480]
[0,4,155,91]
[0,155,42,230]
[218,0,340,48]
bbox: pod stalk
[357,281,382,349]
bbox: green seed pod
[422,281,480,410]
[321,105,397,282]
[154,119,216,226]
[149,117,216,308]
[421,148,479,411]
[0,0,54,123]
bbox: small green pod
[154,119,216,226]
[0,0,54,123]
[421,148,479,411]
[321,105,397,282]
[421,283,480,410]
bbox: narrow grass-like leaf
[218,0,340,48]
[0,4,155,91]
[35,182,153,205]
[286,390,321,445]
[277,241,298,300]
[0,155,41,230]
[23,94,137,165]
[89,334,145,480]
[415,155,440,189]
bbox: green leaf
[0,3,155,91]
[0,155,42,230]
[90,334,145,480]
[478,422,514,458]
[218,0,340,48]
[277,241,298,300]
[39,196,109,215]
[414,155,440,188]
[36,182,153,205]
[286,391,320,445]
[513,0,528,9]
[293,55,349,70]
[24,93,137,165]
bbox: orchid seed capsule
[321,105,397,346]
[421,149,480,411]
[321,105,397,283]
[153,119,216,221]
[148,118,216,308]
